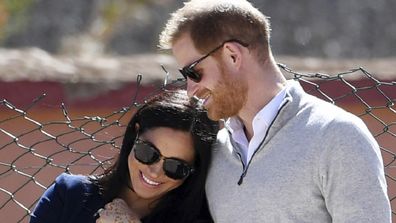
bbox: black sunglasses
[179,39,249,83]
[133,138,195,180]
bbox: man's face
[172,34,247,120]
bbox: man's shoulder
[286,82,370,136]
[291,83,360,123]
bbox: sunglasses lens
[179,69,188,80]
[179,68,201,83]
[133,139,194,180]
[133,143,159,165]
[163,159,191,180]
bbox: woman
[30,90,219,223]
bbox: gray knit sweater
[206,80,391,222]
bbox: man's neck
[238,62,286,141]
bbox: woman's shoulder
[55,172,89,183]
[55,172,91,184]
[53,173,99,198]
[54,173,104,216]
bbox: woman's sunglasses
[133,138,195,180]
[178,39,249,83]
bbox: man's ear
[223,42,243,70]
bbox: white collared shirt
[225,87,287,164]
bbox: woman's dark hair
[92,89,219,223]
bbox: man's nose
[186,78,198,97]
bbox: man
[159,0,391,222]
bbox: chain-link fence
[0,65,395,222]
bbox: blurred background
[0,0,395,88]
[1,0,396,58]
[0,1,396,222]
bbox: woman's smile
[140,171,161,187]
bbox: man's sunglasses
[179,39,248,83]
[133,138,195,180]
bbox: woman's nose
[147,160,163,178]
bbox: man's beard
[207,64,247,121]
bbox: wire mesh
[0,65,395,222]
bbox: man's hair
[159,0,272,61]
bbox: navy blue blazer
[30,173,214,223]
[30,173,105,223]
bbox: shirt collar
[225,87,287,136]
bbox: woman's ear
[135,123,140,132]
[134,123,140,140]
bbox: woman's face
[128,127,195,201]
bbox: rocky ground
[0,48,395,84]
